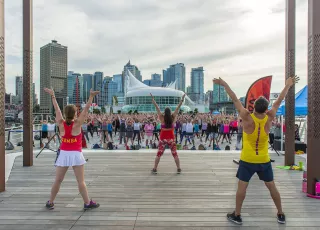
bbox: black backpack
[107,142,114,150]
[92,143,100,149]
[225,145,230,150]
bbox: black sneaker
[151,168,157,174]
[277,213,286,224]
[84,200,100,210]
[45,201,54,210]
[227,211,242,225]
[177,168,182,174]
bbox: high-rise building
[122,60,142,94]
[83,74,93,101]
[162,63,185,92]
[93,72,103,91]
[93,72,103,105]
[15,76,23,104]
[67,71,84,105]
[143,79,163,87]
[189,67,204,103]
[151,73,161,81]
[113,74,123,92]
[205,90,213,104]
[100,77,113,106]
[186,86,192,94]
[32,83,37,106]
[107,81,119,105]
[213,83,228,103]
[40,40,68,114]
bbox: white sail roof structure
[166,80,177,89]
[126,70,194,105]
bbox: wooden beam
[0,0,5,192]
[23,0,33,167]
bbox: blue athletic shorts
[236,160,274,182]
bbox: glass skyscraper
[162,63,185,92]
[151,73,161,81]
[189,67,204,103]
[213,83,228,103]
[82,74,93,101]
[67,71,84,105]
[113,74,123,92]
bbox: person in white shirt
[47,121,56,143]
[185,118,195,147]
[133,119,141,145]
[179,120,187,144]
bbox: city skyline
[5,0,308,98]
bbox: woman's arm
[173,94,186,117]
[44,88,63,123]
[78,89,99,124]
[150,93,162,117]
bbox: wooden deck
[1,150,319,230]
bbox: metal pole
[307,0,320,195]
[284,0,296,166]
[23,0,33,167]
[0,0,6,192]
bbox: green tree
[128,110,132,115]
[117,110,121,114]
[179,109,183,115]
[133,109,139,114]
[101,106,106,114]
[93,108,100,114]
[194,108,198,114]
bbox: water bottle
[302,171,307,193]
[315,179,320,196]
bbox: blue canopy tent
[272,85,308,116]
[212,110,220,115]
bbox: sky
[5,0,308,99]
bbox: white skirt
[55,150,86,167]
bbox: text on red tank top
[60,121,82,151]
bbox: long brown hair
[64,105,76,125]
[164,107,173,128]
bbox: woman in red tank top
[150,93,186,174]
[43,88,100,211]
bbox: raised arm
[268,75,299,118]
[44,88,63,124]
[213,78,250,121]
[78,89,99,124]
[173,94,186,117]
[150,93,162,117]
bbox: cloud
[4,0,308,99]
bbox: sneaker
[177,168,182,174]
[151,168,157,174]
[45,201,54,210]
[227,211,242,225]
[84,200,100,210]
[277,213,286,224]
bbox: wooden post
[284,0,296,166]
[307,0,320,195]
[0,0,5,192]
[23,0,33,167]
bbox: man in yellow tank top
[213,76,299,225]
